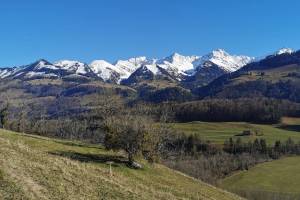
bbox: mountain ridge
[0,49,253,85]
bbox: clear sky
[1,0,300,66]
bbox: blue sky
[0,0,300,66]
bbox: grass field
[220,156,300,200]
[0,129,242,200]
[170,117,300,145]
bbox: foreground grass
[220,156,300,200]
[170,118,300,144]
[0,129,242,200]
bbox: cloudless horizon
[1,0,300,66]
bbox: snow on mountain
[0,67,18,78]
[4,59,93,80]
[54,60,89,75]
[114,57,155,74]
[26,71,58,78]
[89,60,129,82]
[33,59,59,70]
[141,64,161,75]
[0,50,254,83]
[153,50,252,79]
[254,48,295,62]
[12,59,58,78]
[274,48,294,56]
[157,53,200,76]
[197,49,254,72]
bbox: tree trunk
[128,153,134,165]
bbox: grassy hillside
[0,129,242,200]
[170,118,300,145]
[220,156,300,200]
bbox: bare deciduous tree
[104,115,160,167]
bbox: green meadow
[221,156,300,199]
[170,117,300,145]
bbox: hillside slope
[221,156,300,200]
[195,50,300,102]
[0,129,242,200]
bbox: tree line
[162,132,300,184]
[172,98,300,124]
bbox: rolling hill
[0,128,243,200]
[221,156,300,200]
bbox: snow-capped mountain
[0,57,157,83]
[13,59,61,79]
[157,53,200,76]
[88,57,157,83]
[54,60,92,75]
[89,60,129,83]
[114,57,155,74]
[121,64,161,85]
[196,49,254,72]
[253,48,296,62]
[154,50,252,79]
[123,50,253,86]
[0,50,253,84]
[274,48,294,56]
[2,59,98,80]
[122,53,200,85]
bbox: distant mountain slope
[0,129,243,200]
[195,49,300,102]
[197,49,253,73]
[182,49,253,88]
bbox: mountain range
[0,47,299,103]
[0,49,255,85]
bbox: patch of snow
[13,72,25,77]
[0,68,15,78]
[143,64,160,75]
[54,60,88,74]
[26,71,58,78]
[35,60,58,70]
